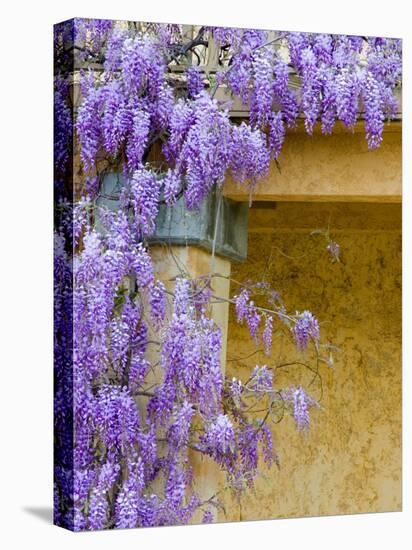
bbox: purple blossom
[230,123,270,189]
[168,401,194,449]
[74,231,103,284]
[202,509,214,523]
[192,280,212,313]
[110,315,130,376]
[250,47,273,127]
[163,460,187,517]
[363,72,384,149]
[147,379,177,426]
[313,34,333,65]
[367,38,402,87]
[292,310,320,351]
[381,85,399,120]
[88,461,120,530]
[73,198,90,246]
[223,30,267,102]
[268,112,285,159]
[155,23,182,46]
[259,425,273,466]
[320,68,338,133]
[115,457,145,529]
[134,318,149,353]
[101,81,131,156]
[246,302,261,343]
[153,83,175,130]
[163,99,194,162]
[198,318,223,414]
[262,315,273,356]
[132,243,154,288]
[76,78,103,170]
[95,385,140,457]
[138,425,157,478]
[103,209,132,254]
[129,351,150,388]
[237,424,260,479]
[336,69,361,128]
[121,168,160,236]
[54,78,72,172]
[73,469,96,512]
[210,26,243,48]
[104,28,128,72]
[179,92,232,208]
[202,414,236,458]
[125,107,151,171]
[234,288,250,322]
[229,377,243,407]
[282,386,319,431]
[162,169,182,205]
[300,48,322,134]
[273,59,299,127]
[75,19,112,58]
[134,494,160,527]
[149,279,167,326]
[287,32,311,72]
[249,365,273,392]
[121,35,165,97]
[186,66,204,98]
[173,277,191,315]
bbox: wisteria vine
[53,18,401,530]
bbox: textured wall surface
[220,201,402,522]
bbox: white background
[0,1,410,548]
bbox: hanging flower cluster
[292,310,320,351]
[68,22,401,205]
[54,19,402,531]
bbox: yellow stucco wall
[220,201,402,521]
[224,124,402,203]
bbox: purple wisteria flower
[132,243,154,288]
[202,414,236,458]
[173,277,191,315]
[115,457,145,529]
[250,47,273,128]
[162,169,181,205]
[229,377,243,407]
[363,72,385,149]
[168,400,194,449]
[186,66,204,98]
[202,509,214,523]
[292,310,320,351]
[54,78,72,172]
[210,26,243,48]
[246,302,261,343]
[230,123,270,188]
[76,75,104,171]
[149,279,167,326]
[282,386,319,431]
[249,365,273,392]
[234,288,250,322]
[268,111,285,159]
[262,315,273,356]
[88,461,120,530]
[122,169,161,237]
